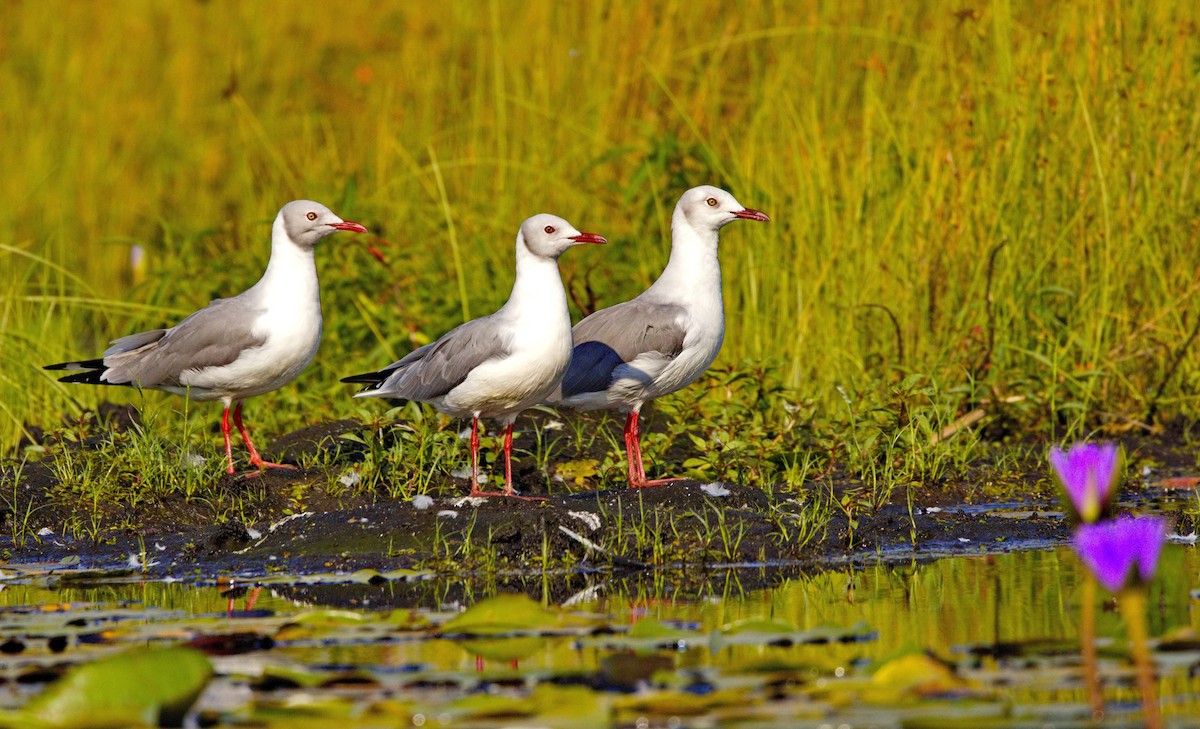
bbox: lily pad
[1,646,211,728]
[439,593,579,636]
[255,568,433,587]
[528,685,609,727]
[615,687,751,716]
[435,692,536,720]
[713,619,876,649]
[866,652,968,702]
[459,635,555,662]
[578,618,701,650]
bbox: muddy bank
[0,480,1142,585]
[3,413,1197,586]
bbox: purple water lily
[1073,516,1166,593]
[1049,442,1119,523]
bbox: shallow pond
[0,544,1197,727]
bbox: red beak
[733,208,770,222]
[570,232,608,245]
[331,220,368,234]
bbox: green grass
[3,1,1200,524]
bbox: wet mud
[3,412,1198,590]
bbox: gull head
[519,213,607,260]
[279,200,368,249]
[678,185,770,231]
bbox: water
[0,545,1197,727]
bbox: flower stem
[1080,573,1104,719]
[1118,587,1162,729]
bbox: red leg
[627,410,685,488]
[468,417,484,496]
[468,419,545,500]
[245,586,262,612]
[628,410,651,487]
[221,405,236,475]
[233,402,296,474]
[633,411,647,483]
[623,411,641,486]
[502,423,514,495]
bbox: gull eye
[544,225,556,234]
[306,212,318,221]
[706,197,718,207]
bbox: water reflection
[0,545,1197,725]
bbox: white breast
[179,241,323,401]
[653,303,724,394]
[442,307,573,421]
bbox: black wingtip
[56,370,111,386]
[45,359,130,387]
[44,358,105,371]
[340,371,384,385]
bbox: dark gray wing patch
[560,300,687,397]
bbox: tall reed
[3,1,1198,450]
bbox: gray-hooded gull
[342,214,606,498]
[548,185,769,487]
[46,200,367,475]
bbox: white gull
[343,214,606,498]
[46,200,367,474]
[548,185,769,487]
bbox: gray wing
[351,316,511,401]
[559,300,687,398]
[100,297,266,387]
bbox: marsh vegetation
[4,3,1198,525]
[2,2,1200,723]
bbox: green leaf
[439,593,566,635]
[292,609,367,625]
[711,619,876,650]
[528,685,608,727]
[437,693,536,720]
[720,617,798,635]
[6,646,211,728]
[628,618,695,640]
[459,635,553,661]
[867,650,965,700]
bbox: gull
[548,185,769,487]
[342,214,606,498]
[46,201,367,475]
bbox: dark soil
[2,408,1198,592]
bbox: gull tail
[340,371,386,385]
[340,370,393,398]
[44,359,120,386]
[45,358,105,371]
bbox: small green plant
[5,458,46,547]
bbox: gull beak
[733,208,770,222]
[570,232,608,245]
[331,220,368,234]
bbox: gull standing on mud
[46,201,368,475]
[342,214,606,498]
[548,186,769,488]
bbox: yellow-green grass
[3,1,1199,473]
